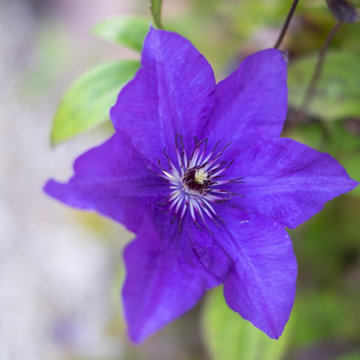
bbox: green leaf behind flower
[202,287,292,360]
[51,60,139,145]
[93,16,150,52]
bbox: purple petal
[202,49,287,142]
[110,28,216,163]
[122,213,230,343]
[225,138,358,228]
[44,132,163,232]
[218,211,297,339]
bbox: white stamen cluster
[159,138,241,228]
[194,168,209,185]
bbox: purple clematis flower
[44,28,358,343]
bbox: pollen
[194,168,209,185]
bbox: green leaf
[51,60,139,145]
[150,0,163,29]
[93,16,150,52]
[288,52,360,121]
[202,287,292,360]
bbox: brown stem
[298,21,342,118]
[274,0,301,49]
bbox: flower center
[184,167,210,193]
[158,137,242,228]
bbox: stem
[298,21,342,117]
[274,0,301,49]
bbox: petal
[122,213,230,343]
[44,132,163,232]
[203,49,287,142]
[110,28,216,163]
[218,211,297,339]
[225,138,358,228]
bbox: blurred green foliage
[202,287,292,360]
[288,52,360,121]
[337,354,360,360]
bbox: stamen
[156,137,242,228]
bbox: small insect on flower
[44,28,358,343]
